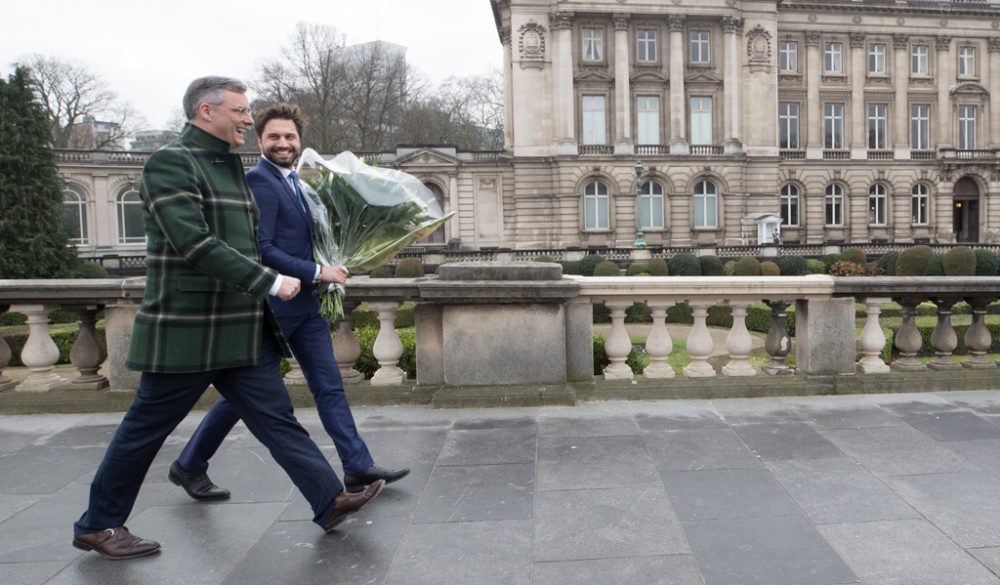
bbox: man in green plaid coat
[71,77,384,561]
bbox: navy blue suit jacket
[247,157,320,318]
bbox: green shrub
[666,302,693,324]
[580,254,606,276]
[732,256,761,276]
[777,256,807,276]
[394,258,425,278]
[593,302,610,323]
[647,258,669,276]
[0,311,26,326]
[369,265,395,278]
[924,254,944,276]
[592,335,644,375]
[943,246,977,276]
[626,302,652,323]
[668,253,702,276]
[593,260,621,276]
[896,245,934,276]
[760,261,780,276]
[806,259,827,274]
[975,249,1000,276]
[626,262,648,276]
[828,260,867,276]
[71,261,110,278]
[842,248,867,266]
[707,304,733,327]
[723,260,736,275]
[348,303,415,330]
[48,309,77,324]
[821,254,841,270]
[877,251,899,276]
[352,326,416,379]
[561,260,583,275]
[699,255,724,276]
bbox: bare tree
[398,69,504,150]
[20,54,142,149]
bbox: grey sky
[2,0,502,129]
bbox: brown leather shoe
[324,479,385,533]
[72,526,161,560]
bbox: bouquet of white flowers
[296,148,453,322]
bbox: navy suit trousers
[74,331,341,535]
[177,312,374,476]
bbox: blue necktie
[288,171,307,212]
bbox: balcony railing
[690,145,724,156]
[579,145,613,155]
[636,145,670,155]
[780,150,806,160]
[867,150,893,161]
[823,150,850,160]
[911,150,936,160]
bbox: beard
[263,145,299,168]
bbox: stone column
[806,31,823,159]
[936,174,955,242]
[613,13,633,155]
[858,297,891,374]
[369,302,406,385]
[333,316,365,383]
[928,298,960,370]
[937,35,954,148]
[964,298,994,369]
[989,38,1000,147]
[722,16,744,153]
[0,305,14,392]
[68,305,109,389]
[794,298,856,375]
[643,301,675,379]
[893,34,910,157]
[722,301,756,376]
[565,297,595,382]
[683,300,716,377]
[501,25,514,149]
[762,301,793,375]
[104,296,140,391]
[12,304,66,392]
[850,32,867,159]
[603,300,634,380]
[551,11,577,154]
[892,298,926,371]
[669,15,689,155]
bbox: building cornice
[779,1,1000,19]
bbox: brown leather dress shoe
[72,526,161,560]
[324,479,386,533]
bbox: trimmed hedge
[394,258,425,278]
[562,260,583,275]
[699,255,724,276]
[760,261,780,276]
[896,245,933,276]
[778,256,808,276]
[732,256,761,276]
[593,260,621,276]
[580,254,606,276]
[647,258,669,276]
[668,253,701,276]
[878,251,899,276]
[975,249,1000,276]
[943,246,976,276]
[626,262,649,276]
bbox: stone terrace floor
[4,391,1000,585]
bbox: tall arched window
[420,182,446,244]
[62,186,88,244]
[584,181,610,229]
[911,183,930,225]
[117,189,145,244]
[638,180,665,229]
[780,184,799,227]
[868,183,887,226]
[693,180,717,228]
[825,184,844,226]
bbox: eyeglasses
[214,104,252,118]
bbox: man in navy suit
[169,103,409,499]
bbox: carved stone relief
[518,21,546,69]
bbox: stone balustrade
[3,273,1000,398]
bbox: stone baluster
[284,357,307,385]
[892,298,925,371]
[369,302,406,385]
[333,317,365,383]
[684,301,716,377]
[762,301,793,375]
[643,301,675,379]
[603,301,634,380]
[723,301,756,376]
[0,305,14,391]
[928,298,960,370]
[12,304,67,391]
[964,298,994,369]
[68,305,109,389]
[857,297,891,374]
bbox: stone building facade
[56,0,1000,260]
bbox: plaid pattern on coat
[126,124,290,373]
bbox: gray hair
[182,76,247,120]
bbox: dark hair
[254,103,305,139]
[182,76,247,120]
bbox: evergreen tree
[0,66,79,278]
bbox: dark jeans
[74,331,341,535]
[177,311,373,475]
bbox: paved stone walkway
[3,391,1000,585]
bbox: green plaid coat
[126,124,290,373]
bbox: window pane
[691,97,712,145]
[910,104,929,150]
[582,96,606,145]
[779,41,797,71]
[637,96,660,144]
[690,31,709,63]
[637,30,656,62]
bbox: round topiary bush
[370,265,395,278]
[878,251,899,276]
[806,259,828,274]
[593,260,621,276]
[924,254,944,276]
[821,254,841,270]
[828,260,867,276]
[72,261,110,278]
[580,254,606,276]
[942,246,977,276]
[723,260,736,275]
[777,255,807,276]
[647,258,669,276]
[895,245,934,276]
[561,260,583,275]
[668,253,702,276]
[732,256,761,276]
[626,262,649,276]
[394,258,426,278]
[975,249,1000,276]
[699,255,724,276]
[760,261,780,276]
[842,248,867,266]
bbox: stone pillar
[928,298,960,370]
[762,301,793,375]
[794,297,856,375]
[989,38,1000,147]
[850,32,867,159]
[369,302,406,386]
[613,13,633,155]
[722,301,756,377]
[893,34,910,157]
[501,25,514,149]
[892,298,926,371]
[936,176,955,243]
[806,31,823,159]
[12,304,66,392]
[722,16,744,153]
[565,297,594,382]
[857,297,891,374]
[643,301,675,379]
[684,300,716,377]
[669,15,689,155]
[937,35,954,148]
[68,305,109,389]
[104,297,141,391]
[964,298,994,369]
[603,300,634,380]
[551,11,577,153]
[0,305,14,392]
[332,318,364,383]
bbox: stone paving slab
[3,392,1000,584]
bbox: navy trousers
[74,331,341,535]
[177,312,373,476]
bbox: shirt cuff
[313,265,322,284]
[268,274,283,297]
